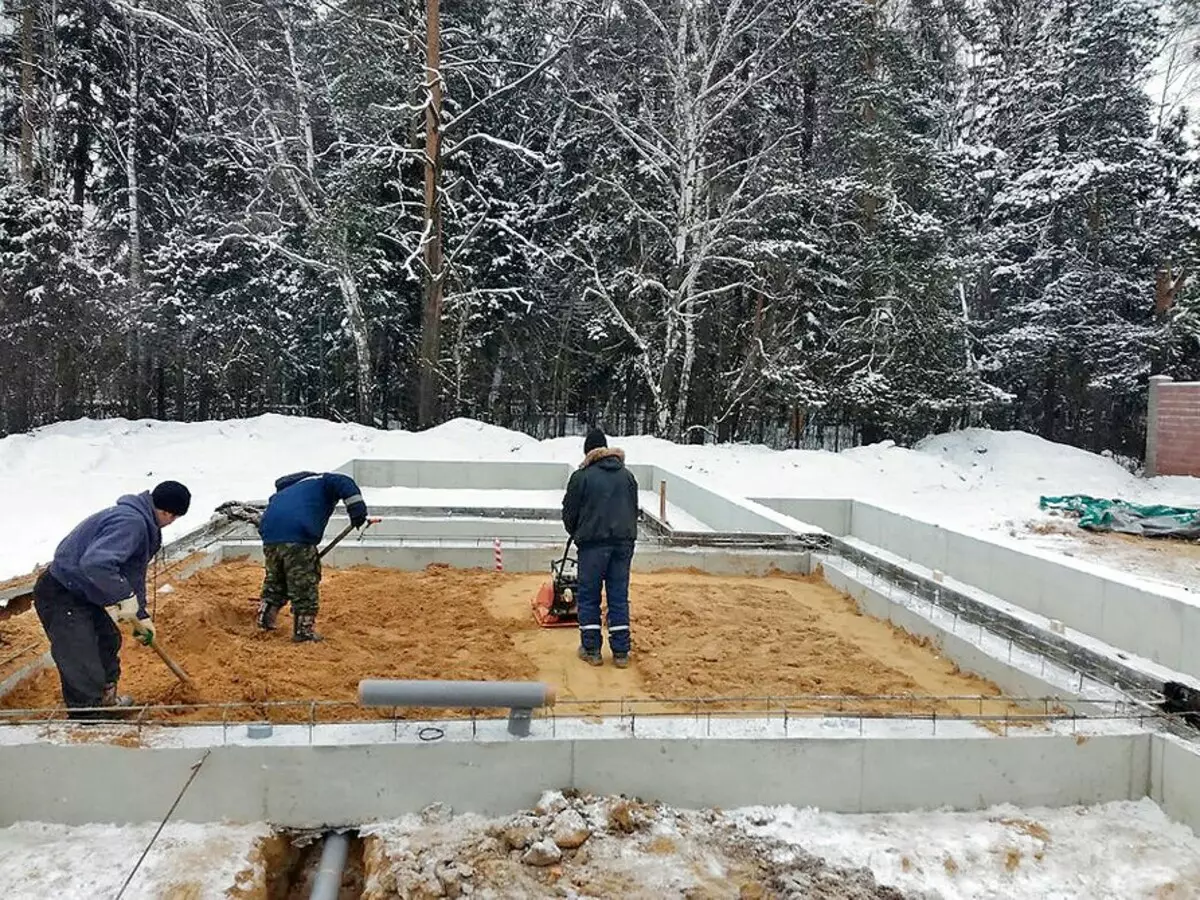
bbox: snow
[0,415,1197,584]
[360,795,1200,898]
[731,797,1200,900]
[0,821,269,899]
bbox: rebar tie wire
[114,748,211,900]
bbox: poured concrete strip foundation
[215,540,814,576]
[5,457,1200,841]
[759,496,1200,683]
[0,723,1168,827]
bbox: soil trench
[0,561,1019,722]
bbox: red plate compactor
[532,539,579,628]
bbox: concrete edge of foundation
[0,732,1152,827]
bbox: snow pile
[0,415,549,581]
[361,794,1200,898]
[0,821,269,899]
[733,797,1200,899]
[1,414,1198,582]
[363,791,902,899]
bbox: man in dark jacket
[33,481,192,718]
[561,428,639,668]
[256,471,368,642]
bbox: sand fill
[0,561,1017,722]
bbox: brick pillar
[1145,375,1172,477]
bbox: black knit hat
[151,480,191,516]
[583,428,607,455]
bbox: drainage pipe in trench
[359,679,556,709]
[309,831,350,900]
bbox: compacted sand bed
[0,560,1015,722]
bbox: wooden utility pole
[19,0,37,183]
[417,0,444,428]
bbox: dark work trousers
[576,541,634,655]
[33,570,122,717]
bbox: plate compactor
[532,539,579,628]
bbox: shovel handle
[149,639,194,688]
[318,522,356,559]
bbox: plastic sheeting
[1039,495,1200,540]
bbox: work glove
[131,617,156,647]
[348,500,368,529]
[108,596,155,645]
[108,595,141,623]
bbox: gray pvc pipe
[358,679,555,709]
[309,831,350,900]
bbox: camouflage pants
[261,543,322,616]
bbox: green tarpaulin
[1039,495,1200,540]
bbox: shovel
[135,627,195,689]
[150,639,194,689]
[318,517,382,559]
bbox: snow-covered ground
[0,821,269,899]
[1,797,1197,899]
[0,414,1197,584]
[735,797,1200,900]
[364,793,1200,899]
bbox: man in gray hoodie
[32,481,191,718]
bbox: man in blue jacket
[33,481,192,718]
[256,471,368,642]
[562,429,639,668]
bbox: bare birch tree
[567,0,806,438]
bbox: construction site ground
[1024,519,1200,595]
[0,560,1019,723]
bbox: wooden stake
[659,480,668,524]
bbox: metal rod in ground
[115,749,211,900]
[310,831,352,900]
[0,641,39,669]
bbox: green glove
[132,617,156,646]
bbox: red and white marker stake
[494,537,503,572]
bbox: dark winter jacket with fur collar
[561,447,639,548]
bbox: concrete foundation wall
[847,502,1200,679]
[756,495,1200,681]
[754,498,853,537]
[321,517,568,542]
[220,542,812,576]
[642,466,824,536]
[0,733,1148,827]
[1151,734,1200,831]
[350,459,573,490]
[820,560,1094,705]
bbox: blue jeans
[577,542,634,655]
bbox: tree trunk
[19,0,37,183]
[336,265,373,423]
[71,0,95,210]
[125,6,148,417]
[417,0,444,428]
[487,347,506,411]
[42,0,58,196]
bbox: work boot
[612,653,630,670]
[101,683,134,709]
[77,684,136,720]
[577,646,602,667]
[257,600,281,631]
[292,613,324,643]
